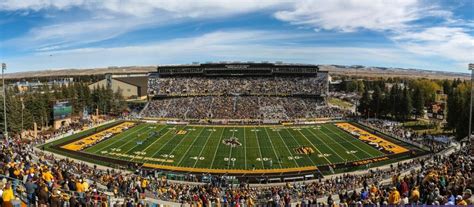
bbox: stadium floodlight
[1,63,7,141]
[469,63,474,148]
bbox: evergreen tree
[412,87,425,119]
[370,85,383,118]
[357,88,371,118]
[446,82,473,139]
[401,87,413,120]
[110,88,127,115]
[388,85,399,118]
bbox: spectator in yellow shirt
[410,186,420,203]
[388,187,400,205]
[82,180,89,192]
[457,195,468,206]
[13,168,21,179]
[76,180,85,193]
[42,170,54,187]
[2,183,15,207]
[141,178,148,192]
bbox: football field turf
[79,122,389,171]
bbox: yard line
[243,126,247,169]
[284,128,319,166]
[298,128,346,162]
[314,131,366,144]
[253,127,266,168]
[132,125,185,162]
[306,127,358,160]
[117,125,167,155]
[226,127,236,169]
[91,124,150,153]
[89,124,149,153]
[263,127,283,168]
[163,127,202,164]
[210,128,226,169]
[286,128,327,165]
[176,127,207,166]
[274,129,300,167]
[192,128,215,168]
[324,125,375,158]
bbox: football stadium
[43,63,427,182]
[1,2,473,205]
[0,62,470,206]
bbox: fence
[0,175,27,207]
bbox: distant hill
[319,65,469,80]
[4,64,469,80]
[4,66,157,79]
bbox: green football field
[79,122,388,171]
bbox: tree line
[0,82,126,135]
[340,77,471,139]
[445,79,472,139]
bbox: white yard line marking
[297,128,346,162]
[243,127,247,169]
[163,127,199,163]
[176,127,207,166]
[324,125,375,158]
[306,127,358,161]
[192,128,215,168]
[263,127,283,168]
[317,130,376,145]
[285,128,324,166]
[253,127,266,168]
[226,127,236,169]
[91,124,151,153]
[119,125,168,155]
[274,129,300,167]
[132,125,184,162]
[210,128,226,169]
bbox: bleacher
[142,63,339,121]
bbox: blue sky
[0,0,472,73]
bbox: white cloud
[1,0,472,72]
[0,0,287,17]
[1,0,288,51]
[4,30,449,72]
[0,0,85,11]
[17,16,165,51]
[274,0,428,32]
[392,27,474,65]
[273,0,473,68]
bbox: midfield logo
[222,137,242,147]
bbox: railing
[0,175,28,206]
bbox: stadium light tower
[1,63,7,141]
[469,63,474,147]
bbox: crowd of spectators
[1,130,471,206]
[360,119,450,152]
[0,117,471,207]
[0,105,470,206]
[148,75,328,96]
[143,74,339,122]
[142,96,350,120]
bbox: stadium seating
[142,96,348,120]
[142,73,347,120]
[148,75,328,96]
